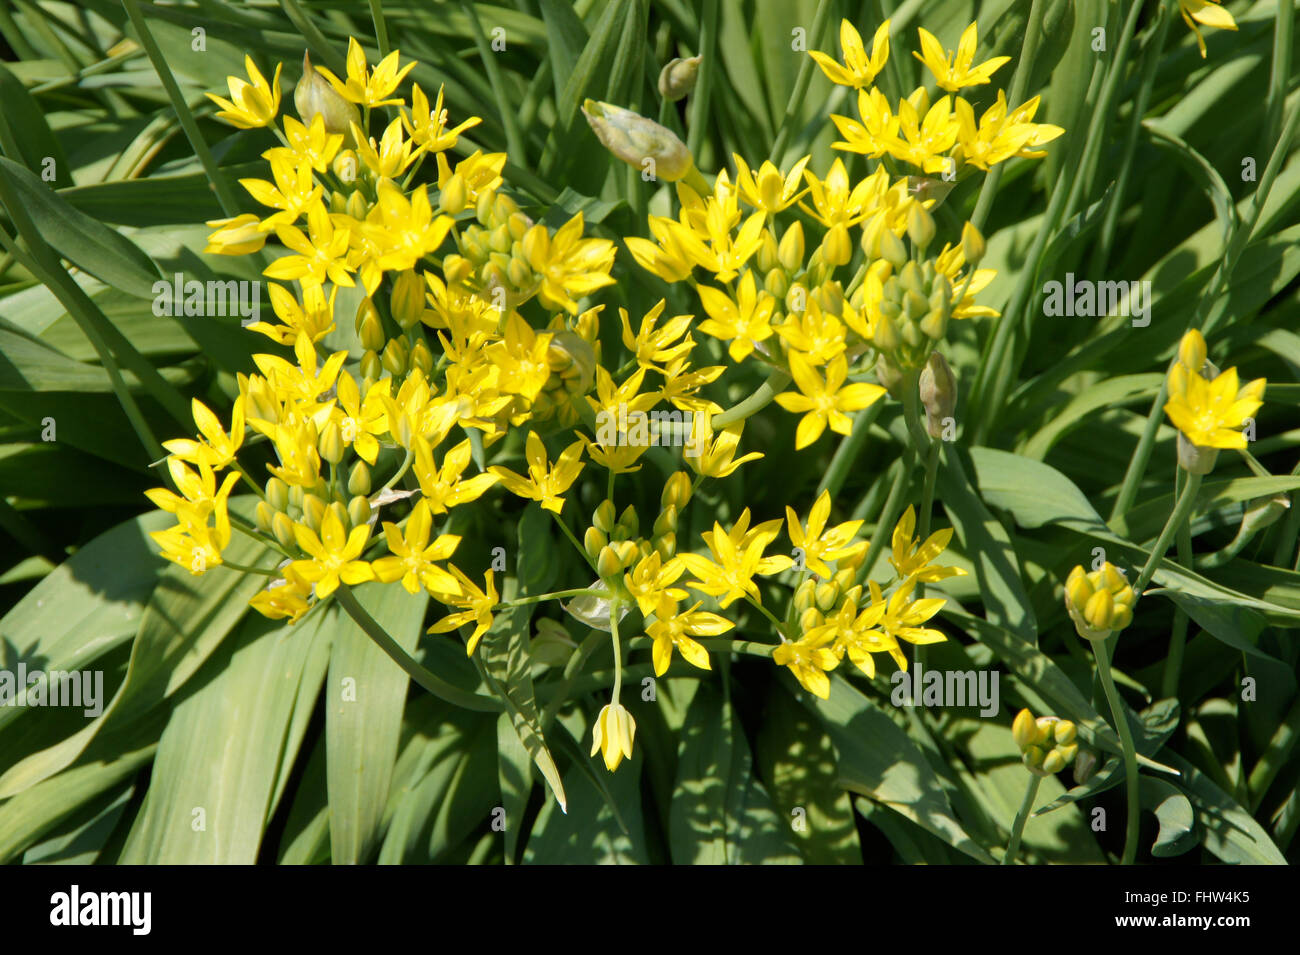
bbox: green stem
[497,587,607,609]
[120,0,240,216]
[334,583,502,712]
[1002,773,1041,865]
[610,598,624,702]
[1247,694,1300,811]
[969,0,1045,234]
[219,559,278,576]
[368,0,389,58]
[769,0,833,162]
[1095,636,1140,865]
[685,0,718,162]
[1162,469,1194,698]
[461,0,526,163]
[1112,98,1300,520]
[1133,471,1201,596]
[713,368,791,428]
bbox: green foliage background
[0,0,1297,864]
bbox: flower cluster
[152,22,1034,774]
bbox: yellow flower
[248,283,337,346]
[356,181,452,291]
[145,457,231,516]
[372,499,462,595]
[678,509,791,608]
[403,83,481,153]
[1064,562,1135,642]
[249,565,315,623]
[315,37,416,108]
[646,599,729,675]
[830,88,899,159]
[732,153,811,214]
[428,567,498,654]
[163,397,246,470]
[810,19,891,89]
[786,489,866,578]
[413,436,500,514]
[522,212,617,314]
[870,578,947,658]
[695,271,777,363]
[265,202,355,289]
[280,114,343,173]
[890,505,966,583]
[590,701,636,772]
[913,22,1010,93]
[351,117,417,180]
[685,416,763,479]
[954,92,1063,170]
[207,55,283,129]
[1164,330,1265,451]
[772,631,840,699]
[149,472,239,575]
[620,299,695,368]
[239,153,323,229]
[623,552,689,616]
[290,508,375,599]
[884,93,960,174]
[1179,0,1237,58]
[488,431,585,514]
[204,213,270,256]
[774,352,886,449]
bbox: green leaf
[0,61,72,189]
[1142,777,1197,859]
[325,581,428,864]
[937,445,1037,643]
[117,610,330,862]
[1163,753,1286,864]
[808,675,995,863]
[754,683,861,864]
[0,157,162,298]
[670,683,801,864]
[0,510,273,798]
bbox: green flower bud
[302,494,327,533]
[1012,708,1037,750]
[597,543,624,581]
[357,297,386,352]
[318,419,345,465]
[328,501,350,533]
[581,99,696,182]
[382,339,408,377]
[360,349,383,383]
[594,500,617,534]
[919,350,957,438]
[585,526,608,560]
[658,55,703,102]
[661,472,693,511]
[272,511,296,550]
[255,500,275,533]
[347,461,371,497]
[347,494,371,527]
[295,51,361,144]
[265,477,289,512]
[822,224,852,267]
[779,222,806,273]
[439,173,468,215]
[906,203,936,251]
[960,221,985,265]
[654,532,676,561]
[391,270,426,330]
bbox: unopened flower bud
[347,494,371,527]
[391,270,426,330]
[581,99,696,182]
[658,55,702,102]
[779,222,805,273]
[318,419,345,465]
[347,461,371,497]
[295,51,361,144]
[960,220,985,265]
[661,471,693,511]
[919,351,957,437]
[906,203,936,251]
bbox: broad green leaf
[325,582,428,864]
[118,610,330,862]
[808,675,995,863]
[670,684,801,864]
[0,157,161,299]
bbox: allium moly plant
[0,0,1297,867]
